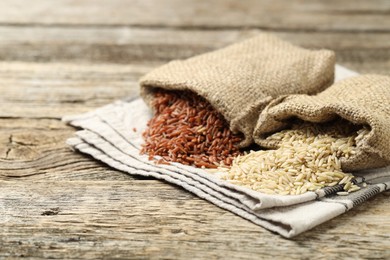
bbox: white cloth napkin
[63,65,390,238]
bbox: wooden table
[1,1,389,258]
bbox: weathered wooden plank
[0,117,131,180]
[1,26,389,51]
[0,180,389,259]
[0,27,249,62]
[0,0,390,32]
[0,62,153,118]
[0,118,149,183]
[0,27,389,76]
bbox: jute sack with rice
[140,33,335,148]
[254,74,390,171]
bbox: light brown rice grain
[220,120,369,195]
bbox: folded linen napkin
[63,65,390,238]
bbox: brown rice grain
[141,90,243,168]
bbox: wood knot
[41,207,60,216]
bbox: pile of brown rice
[141,90,243,168]
[219,121,368,195]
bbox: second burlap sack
[140,33,335,147]
[254,74,390,171]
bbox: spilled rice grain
[219,121,369,195]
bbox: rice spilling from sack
[141,90,243,168]
[219,121,369,195]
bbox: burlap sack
[254,74,390,171]
[140,33,335,147]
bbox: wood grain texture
[0,27,389,75]
[0,62,149,118]
[1,0,390,258]
[1,0,390,32]
[0,182,389,259]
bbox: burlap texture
[140,33,335,147]
[254,75,390,171]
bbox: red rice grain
[140,90,243,168]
